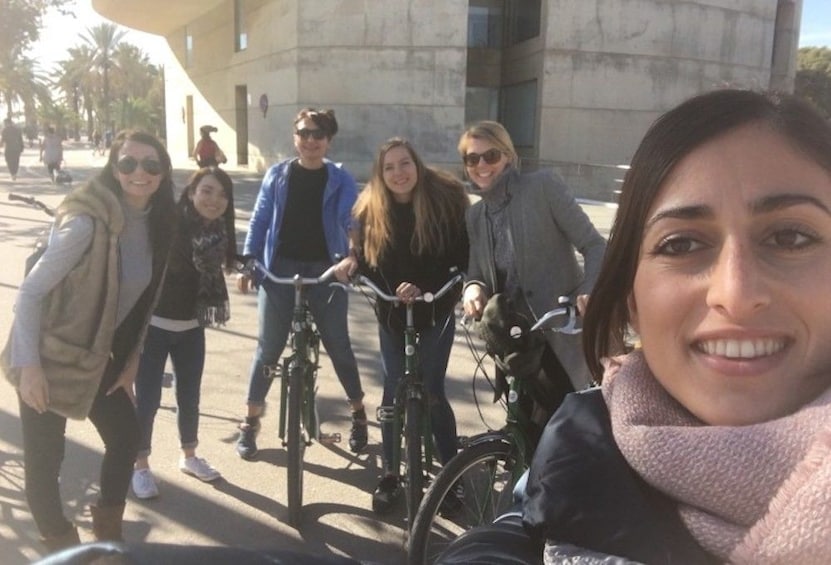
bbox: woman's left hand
[396,282,422,304]
[108,356,138,404]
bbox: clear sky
[800,0,831,47]
[28,0,831,73]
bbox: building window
[501,80,537,147]
[507,0,540,45]
[234,0,248,52]
[468,1,503,48]
[185,27,193,68]
[465,87,500,124]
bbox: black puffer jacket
[438,389,717,564]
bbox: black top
[276,161,329,262]
[359,200,468,333]
[1,124,24,154]
[154,220,199,320]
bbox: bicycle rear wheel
[286,361,306,527]
[404,395,424,530]
[407,438,520,565]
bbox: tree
[83,22,127,130]
[54,45,97,138]
[0,0,70,117]
[795,47,831,119]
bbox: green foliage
[0,0,70,118]
[795,47,831,119]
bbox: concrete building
[93,0,802,200]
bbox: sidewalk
[0,143,615,564]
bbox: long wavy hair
[96,129,177,261]
[354,137,468,267]
[582,89,831,381]
[179,166,238,269]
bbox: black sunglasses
[116,155,163,176]
[294,128,327,141]
[463,148,503,167]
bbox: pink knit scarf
[601,351,831,564]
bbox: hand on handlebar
[395,282,422,304]
[334,255,358,284]
[463,284,487,320]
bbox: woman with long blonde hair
[336,137,469,513]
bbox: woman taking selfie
[2,130,176,552]
[439,89,831,564]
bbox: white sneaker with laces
[131,468,159,499]
[179,456,221,482]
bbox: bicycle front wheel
[286,361,306,527]
[404,395,424,530]
[407,438,521,565]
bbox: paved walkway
[0,141,615,564]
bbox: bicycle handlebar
[353,270,464,305]
[8,193,55,217]
[530,297,581,335]
[248,259,339,288]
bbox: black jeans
[19,367,139,537]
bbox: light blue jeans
[245,258,364,405]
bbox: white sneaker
[179,456,221,482]
[131,468,159,499]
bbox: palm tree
[55,46,97,138]
[83,22,127,131]
[0,47,51,120]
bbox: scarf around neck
[185,206,230,327]
[601,350,831,564]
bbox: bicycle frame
[353,270,464,524]
[252,261,341,446]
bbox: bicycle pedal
[263,364,282,380]
[318,432,341,444]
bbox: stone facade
[94,0,801,200]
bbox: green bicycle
[249,260,342,527]
[353,270,464,531]
[408,297,581,564]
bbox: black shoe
[439,480,465,516]
[236,418,260,460]
[348,408,368,453]
[372,475,401,514]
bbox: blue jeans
[378,312,458,473]
[135,325,206,456]
[246,258,363,406]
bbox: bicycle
[246,259,343,527]
[8,192,55,275]
[407,297,581,564]
[352,269,464,531]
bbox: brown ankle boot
[90,503,125,541]
[41,525,81,553]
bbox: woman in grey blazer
[460,121,606,423]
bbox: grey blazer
[465,167,607,390]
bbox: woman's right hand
[463,284,488,320]
[334,255,358,284]
[19,366,49,413]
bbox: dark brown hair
[582,89,831,380]
[180,166,238,268]
[293,108,339,138]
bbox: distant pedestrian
[92,130,102,155]
[193,125,227,168]
[39,127,63,183]
[132,166,238,499]
[1,118,25,181]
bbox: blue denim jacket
[243,158,357,272]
